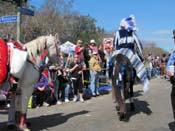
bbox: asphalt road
[0,77,175,131]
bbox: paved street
[0,77,175,131]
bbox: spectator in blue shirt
[166,29,175,121]
[33,68,54,107]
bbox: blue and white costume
[113,15,149,92]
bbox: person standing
[166,29,175,121]
[69,55,85,102]
[89,51,101,96]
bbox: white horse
[9,34,59,131]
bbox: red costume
[0,39,8,83]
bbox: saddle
[7,40,27,79]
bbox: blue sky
[29,0,175,52]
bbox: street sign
[0,15,17,23]
[20,7,34,16]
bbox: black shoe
[116,105,120,111]
[7,124,17,130]
[119,112,126,121]
[26,121,31,127]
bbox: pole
[17,6,21,41]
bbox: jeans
[146,68,151,80]
[62,83,70,99]
[90,70,100,94]
[54,78,59,101]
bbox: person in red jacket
[74,40,84,60]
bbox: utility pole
[1,0,29,41]
[16,0,22,41]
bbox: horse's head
[46,34,60,63]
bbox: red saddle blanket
[0,39,8,83]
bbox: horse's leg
[17,85,33,131]
[114,64,126,120]
[7,93,16,128]
[129,69,136,111]
[15,88,22,125]
[124,65,131,100]
[15,63,39,131]
[112,59,120,104]
[129,81,135,111]
[15,88,32,131]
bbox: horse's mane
[25,36,44,55]
[24,36,52,65]
[24,34,58,66]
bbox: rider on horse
[113,15,149,92]
[112,15,149,121]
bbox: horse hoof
[130,103,135,111]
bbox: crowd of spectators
[0,38,170,109]
[27,39,111,108]
[144,53,170,80]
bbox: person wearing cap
[89,51,101,96]
[166,29,175,122]
[89,39,98,53]
[89,39,102,63]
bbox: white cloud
[143,37,174,52]
[152,29,171,35]
[144,37,172,43]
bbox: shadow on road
[133,90,143,98]
[125,98,152,122]
[29,110,89,131]
[0,110,89,131]
[114,90,152,122]
[169,121,175,131]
